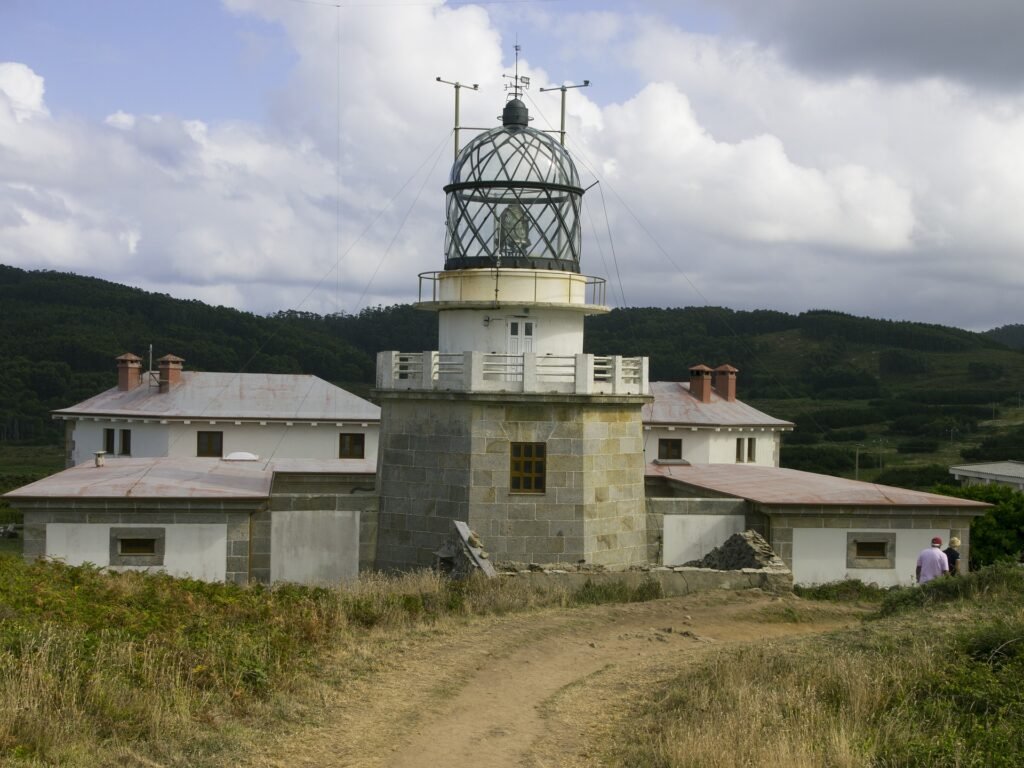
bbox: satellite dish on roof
[224,451,259,461]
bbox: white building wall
[69,419,379,464]
[662,514,747,565]
[438,308,584,355]
[271,509,360,584]
[164,423,379,461]
[792,527,949,587]
[643,427,780,467]
[69,421,170,465]
[45,523,227,581]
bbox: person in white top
[915,536,949,584]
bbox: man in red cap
[915,536,950,584]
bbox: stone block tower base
[374,391,648,570]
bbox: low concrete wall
[500,565,792,596]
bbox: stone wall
[375,391,648,570]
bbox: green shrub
[572,576,663,605]
[793,579,887,602]
[897,438,939,453]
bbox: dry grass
[608,565,1024,768]
[0,559,645,766]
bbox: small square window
[510,442,546,494]
[658,438,682,461]
[339,433,365,459]
[197,431,223,458]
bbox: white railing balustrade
[377,351,649,395]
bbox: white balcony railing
[377,351,649,396]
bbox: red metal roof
[52,372,380,422]
[648,463,990,509]
[643,381,793,428]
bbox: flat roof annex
[949,461,1024,481]
[3,457,375,501]
[643,381,793,429]
[52,372,380,423]
[648,463,990,511]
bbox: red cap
[931,536,942,546]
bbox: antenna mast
[436,76,479,161]
[539,78,591,146]
[502,43,531,100]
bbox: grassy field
[0,556,662,766]
[608,564,1024,768]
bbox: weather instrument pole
[539,79,591,146]
[436,77,479,161]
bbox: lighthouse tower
[374,88,649,570]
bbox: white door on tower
[507,320,534,354]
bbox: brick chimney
[157,354,185,393]
[116,352,143,391]
[713,364,738,402]
[689,364,713,403]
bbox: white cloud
[1,2,1024,330]
[0,63,48,122]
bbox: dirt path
[246,591,862,768]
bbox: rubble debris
[682,530,786,570]
[435,520,497,579]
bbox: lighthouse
[374,79,650,570]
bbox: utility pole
[855,444,863,481]
[436,77,479,161]
[539,79,591,146]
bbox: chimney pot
[157,354,185,393]
[713,364,738,402]
[689,364,713,403]
[116,353,143,391]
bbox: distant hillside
[985,324,1024,350]
[2,265,1023,462]
[0,265,434,441]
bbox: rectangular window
[119,538,156,555]
[109,527,166,567]
[847,532,897,569]
[658,438,682,461]
[197,430,223,458]
[104,428,115,454]
[339,433,365,459]
[510,442,546,494]
[119,429,132,456]
[747,437,756,463]
[736,437,745,463]
[855,541,888,559]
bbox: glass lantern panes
[444,119,583,272]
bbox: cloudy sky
[2,0,1023,331]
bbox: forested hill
[1,264,1022,443]
[986,324,1024,350]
